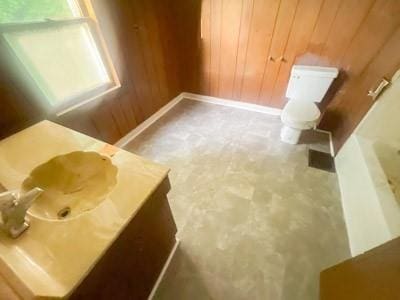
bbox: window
[0,0,119,115]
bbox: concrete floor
[124,99,350,300]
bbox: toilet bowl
[280,100,320,144]
[280,65,338,144]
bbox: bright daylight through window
[0,0,117,114]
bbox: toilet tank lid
[291,65,339,78]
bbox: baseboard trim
[314,128,335,156]
[114,93,184,148]
[182,92,282,116]
[148,238,180,300]
[115,92,282,148]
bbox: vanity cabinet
[0,121,177,300]
[70,178,177,299]
[0,178,177,300]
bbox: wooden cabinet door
[258,0,298,106]
[320,237,400,300]
[267,0,323,108]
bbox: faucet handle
[0,187,43,238]
[0,190,18,210]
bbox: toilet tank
[285,65,339,103]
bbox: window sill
[55,84,121,117]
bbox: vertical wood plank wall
[1,0,399,152]
[0,0,182,144]
[56,0,183,143]
[175,0,400,151]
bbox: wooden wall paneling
[55,0,158,143]
[151,0,182,100]
[131,2,164,113]
[89,0,141,130]
[218,0,243,99]
[338,0,400,78]
[189,0,203,95]
[115,1,156,122]
[82,0,136,138]
[170,0,201,94]
[269,0,324,107]
[317,0,375,67]
[190,0,203,94]
[209,0,223,96]
[54,101,103,140]
[141,0,171,106]
[232,0,254,100]
[301,0,344,113]
[199,0,212,95]
[107,99,130,136]
[258,0,299,105]
[0,0,183,143]
[320,26,400,151]
[0,45,45,138]
[167,0,400,151]
[0,100,27,140]
[135,0,178,108]
[0,99,19,140]
[91,0,183,131]
[314,0,400,152]
[119,94,138,131]
[240,0,280,102]
[2,0,399,154]
[0,74,30,139]
[306,0,342,65]
[342,27,400,142]
[91,101,122,142]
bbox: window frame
[0,0,120,116]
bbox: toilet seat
[281,100,320,129]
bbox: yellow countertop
[0,120,169,299]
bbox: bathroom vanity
[0,121,177,299]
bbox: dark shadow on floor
[154,246,214,300]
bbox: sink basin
[21,151,117,220]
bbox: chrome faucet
[0,188,43,238]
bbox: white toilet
[280,65,338,144]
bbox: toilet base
[280,125,302,144]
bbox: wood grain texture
[170,0,202,94]
[218,0,243,99]
[320,26,400,151]
[320,236,400,300]
[269,0,324,107]
[240,0,280,103]
[0,0,182,143]
[1,0,399,152]
[232,0,254,99]
[69,179,176,300]
[199,0,212,94]
[258,0,298,105]
[319,0,400,151]
[176,0,400,152]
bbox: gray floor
[124,99,350,300]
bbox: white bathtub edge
[335,135,394,256]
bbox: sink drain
[57,207,71,219]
